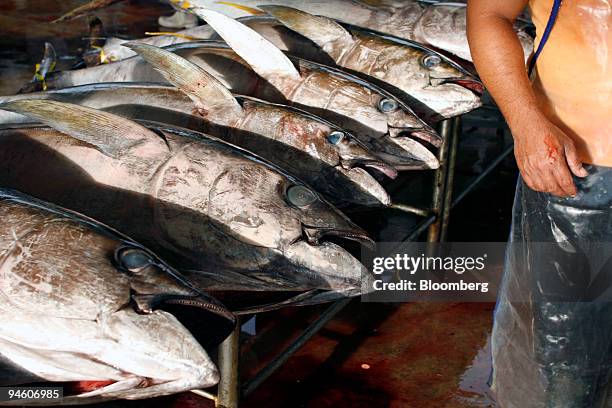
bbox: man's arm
[466,0,587,196]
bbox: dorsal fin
[192,8,301,81]
[0,100,168,158]
[126,42,243,114]
[259,5,354,50]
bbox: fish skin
[0,189,227,403]
[0,82,393,206]
[0,101,373,308]
[37,41,439,170]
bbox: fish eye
[327,131,345,145]
[287,185,317,207]
[422,54,442,69]
[377,98,399,113]
[114,246,154,274]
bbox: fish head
[327,128,397,179]
[407,49,484,120]
[153,134,374,252]
[421,51,484,95]
[114,245,236,349]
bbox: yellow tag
[170,0,191,9]
[215,1,264,15]
[33,63,48,91]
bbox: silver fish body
[0,188,233,404]
[0,101,373,309]
[40,42,440,170]
[0,83,393,206]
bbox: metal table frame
[206,113,514,407]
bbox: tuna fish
[29,33,440,170]
[0,100,373,310]
[0,188,234,404]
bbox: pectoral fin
[192,8,301,81]
[0,100,168,158]
[126,42,243,114]
[259,5,354,50]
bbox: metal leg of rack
[427,119,453,243]
[439,117,462,242]
[217,320,241,408]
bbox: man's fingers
[541,169,567,196]
[522,162,547,192]
[564,141,588,178]
[551,161,577,197]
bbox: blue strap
[528,0,563,76]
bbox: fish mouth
[345,159,398,179]
[389,126,443,148]
[154,294,236,349]
[301,223,375,250]
[445,77,485,96]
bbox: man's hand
[512,114,588,196]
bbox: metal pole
[427,119,452,243]
[452,144,514,208]
[217,320,241,408]
[389,203,431,217]
[242,299,351,398]
[439,116,461,242]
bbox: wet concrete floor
[0,2,517,406]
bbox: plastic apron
[491,1,612,407]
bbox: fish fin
[0,100,168,158]
[126,42,243,114]
[259,5,354,49]
[192,8,301,81]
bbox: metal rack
[204,110,514,407]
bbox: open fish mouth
[301,224,375,249]
[389,126,443,149]
[157,295,236,349]
[445,78,485,96]
[346,159,398,179]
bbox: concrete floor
[0,2,518,406]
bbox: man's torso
[529,0,611,165]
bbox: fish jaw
[327,166,392,207]
[364,133,440,170]
[416,82,483,120]
[284,241,372,292]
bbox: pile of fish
[0,0,510,403]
